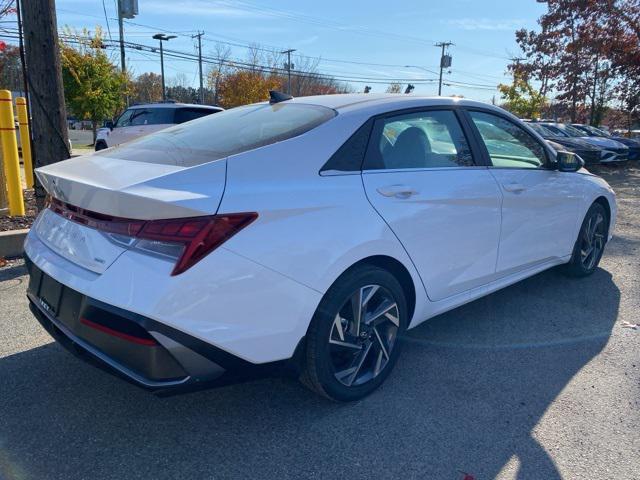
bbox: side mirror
[556,151,584,172]
[105,120,114,130]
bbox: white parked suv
[26,93,616,401]
[95,102,223,150]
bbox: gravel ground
[0,165,638,480]
[0,190,36,232]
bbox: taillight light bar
[47,197,257,275]
[138,213,258,275]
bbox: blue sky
[53,0,547,102]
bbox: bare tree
[206,42,232,105]
[386,82,402,94]
[0,0,14,18]
[168,73,189,88]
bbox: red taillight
[47,197,257,276]
[48,196,145,236]
[138,213,258,275]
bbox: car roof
[269,93,510,118]
[127,103,223,110]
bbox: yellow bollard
[16,97,34,189]
[0,90,25,216]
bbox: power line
[51,7,511,83]
[101,0,112,41]
[0,28,500,92]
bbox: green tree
[60,28,127,142]
[498,76,547,119]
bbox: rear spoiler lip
[34,155,229,220]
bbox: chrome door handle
[503,183,526,193]
[376,184,419,199]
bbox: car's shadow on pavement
[0,267,619,480]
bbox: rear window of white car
[98,103,336,166]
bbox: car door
[466,110,583,275]
[108,109,138,146]
[128,107,175,140]
[361,108,502,302]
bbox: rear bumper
[25,258,299,393]
[24,227,321,364]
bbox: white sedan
[25,93,616,401]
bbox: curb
[0,228,28,258]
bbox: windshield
[557,124,588,137]
[97,103,336,166]
[528,123,557,137]
[585,125,610,137]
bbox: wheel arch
[326,255,417,324]
[593,195,611,229]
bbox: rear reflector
[48,197,258,276]
[80,317,158,346]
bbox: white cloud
[295,35,319,47]
[444,18,526,31]
[150,1,264,17]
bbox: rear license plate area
[38,273,63,317]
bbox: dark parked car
[571,124,640,161]
[537,122,628,163]
[525,122,603,165]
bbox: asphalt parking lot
[1,165,638,480]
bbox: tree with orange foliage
[216,70,283,108]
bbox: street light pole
[153,33,176,101]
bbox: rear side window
[365,110,475,170]
[175,108,220,124]
[321,119,373,173]
[96,103,336,166]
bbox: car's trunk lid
[33,153,227,273]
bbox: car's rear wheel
[301,265,407,401]
[564,202,608,277]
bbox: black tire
[300,265,407,401]
[563,202,608,277]
[95,141,108,151]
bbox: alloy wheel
[328,284,400,387]
[580,212,605,270]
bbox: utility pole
[281,49,296,95]
[435,41,453,96]
[21,0,70,210]
[117,0,126,74]
[153,33,176,101]
[192,31,204,104]
[118,1,138,106]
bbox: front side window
[96,103,336,166]
[129,108,175,126]
[365,110,474,170]
[114,109,133,128]
[469,111,547,169]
